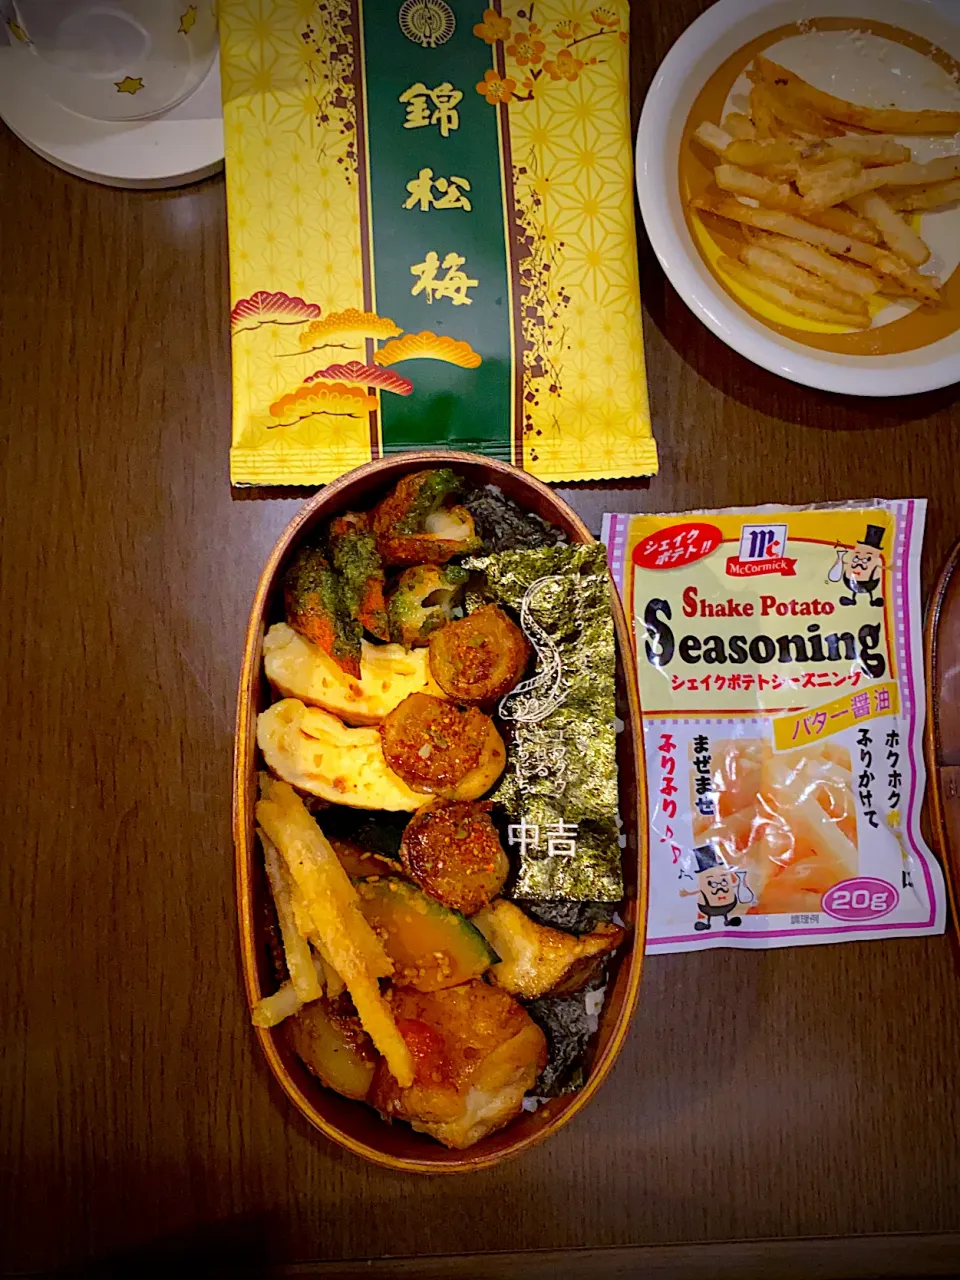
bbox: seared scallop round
[428,604,530,705]
[400,799,509,915]
[379,692,506,801]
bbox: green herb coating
[395,468,462,535]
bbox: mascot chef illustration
[827,523,885,608]
[679,843,752,931]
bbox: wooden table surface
[3,4,960,1276]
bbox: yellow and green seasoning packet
[220,0,656,485]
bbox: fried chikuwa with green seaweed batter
[283,543,362,678]
[328,511,389,641]
[374,469,481,566]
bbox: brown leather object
[924,539,960,952]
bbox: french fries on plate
[753,54,960,135]
[718,257,871,328]
[687,51,956,330]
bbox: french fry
[766,754,860,871]
[316,947,346,998]
[693,741,865,918]
[258,775,392,977]
[806,207,880,245]
[768,115,807,144]
[694,196,875,255]
[803,136,911,167]
[723,112,756,141]
[257,776,415,1086]
[693,196,941,301]
[716,256,872,328]
[870,256,941,303]
[753,54,960,134]
[749,82,776,139]
[738,244,868,315]
[882,178,960,213]
[280,845,349,998]
[847,192,930,268]
[795,158,864,207]
[714,163,801,210]
[260,828,324,1004]
[744,231,880,298]
[698,805,758,851]
[693,121,733,157]
[252,982,303,1028]
[752,77,844,139]
[873,275,913,299]
[723,137,799,169]
[801,155,960,211]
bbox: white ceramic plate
[636,0,960,396]
[0,40,223,190]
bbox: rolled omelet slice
[257,698,428,811]
[264,623,446,727]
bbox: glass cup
[5,1,218,121]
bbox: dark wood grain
[2,1,960,1273]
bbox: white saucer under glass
[0,0,224,188]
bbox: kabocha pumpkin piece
[380,692,506,801]
[400,799,508,915]
[472,900,625,1000]
[374,469,481,566]
[263,623,445,726]
[328,512,389,641]
[354,878,496,991]
[428,604,530,705]
[285,994,379,1101]
[371,981,548,1149]
[386,564,468,648]
[284,543,361,678]
[257,698,428,811]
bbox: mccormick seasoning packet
[603,501,947,953]
[219,0,656,486]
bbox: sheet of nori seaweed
[463,486,568,553]
[467,543,622,902]
[528,974,607,1096]
[314,805,408,861]
[523,900,617,934]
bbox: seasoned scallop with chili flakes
[400,799,509,915]
[428,605,530,705]
[380,692,506,801]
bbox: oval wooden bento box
[233,451,649,1173]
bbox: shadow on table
[232,484,320,502]
[229,477,656,507]
[639,248,960,432]
[45,1214,276,1279]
